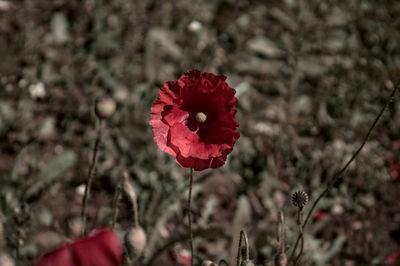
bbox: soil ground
[1,0,400,265]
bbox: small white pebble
[352,221,363,230]
[54,145,64,154]
[188,21,202,32]
[331,204,344,215]
[114,88,129,102]
[196,41,207,51]
[28,82,46,99]
[5,84,13,92]
[76,184,86,196]
[385,80,394,89]
[18,79,28,89]
[0,1,12,11]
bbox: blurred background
[1,0,400,265]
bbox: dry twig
[288,81,399,264]
[81,118,104,235]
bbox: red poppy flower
[390,161,400,182]
[312,210,329,221]
[172,247,192,266]
[385,249,400,265]
[34,228,123,266]
[150,69,240,171]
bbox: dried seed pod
[291,191,309,209]
[202,260,218,266]
[240,260,255,266]
[95,97,116,119]
[124,226,147,259]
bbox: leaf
[24,151,77,201]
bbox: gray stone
[39,118,56,139]
[36,207,53,227]
[235,57,284,76]
[19,244,39,259]
[51,13,70,44]
[247,36,286,58]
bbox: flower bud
[124,226,147,258]
[291,191,309,210]
[95,97,116,119]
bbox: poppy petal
[34,228,123,266]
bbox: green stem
[81,119,103,235]
[188,168,194,266]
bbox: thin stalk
[275,211,288,266]
[294,208,303,265]
[123,171,140,227]
[188,168,194,266]
[0,214,4,253]
[132,186,139,228]
[81,118,104,236]
[288,81,399,264]
[111,175,123,229]
[278,211,285,254]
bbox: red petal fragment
[385,249,400,265]
[34,228,123,266]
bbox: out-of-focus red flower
[34,228,123,266]
[385,249,400,265]
[150,69,240,171]
[312,210,329,221]
[390,161,400,182]
[172,248,191,266]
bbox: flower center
[195,112,207,123]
